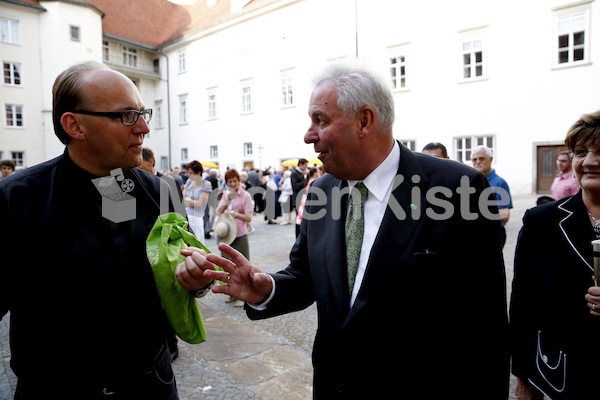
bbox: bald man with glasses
[0,61,197,399]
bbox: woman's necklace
[589,211,600,226]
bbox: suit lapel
[345,143,429,324]
[557,194,594,272]
[324,178,351,316]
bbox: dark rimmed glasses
[71,109,152,125]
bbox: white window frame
[154,100,163,129]
[459,27,487,82]
[207,87,217,119]
[102,40,110,62]
[241,80,252,114]
[181,148,189,163]
[11,151,24,168]
[5,103,23,128]
[400,139,416,151]
[70,25,80,41]
[178,51,186,73]
[454,135,495,164]
[3,62,21,86]
[281,73,294,107]
[552,3,592,68]
[179,94,188,125]
[244,142,253,157]
[210,145,218,159]
[388,43,409,91]
[160,156,169,173]
[122,46,138,68]
[0,17,20,44]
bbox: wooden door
[536,145,567,193]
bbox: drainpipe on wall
[159,50,172,169]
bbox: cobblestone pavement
[1,195,539,399]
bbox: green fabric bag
[146,212,212,344]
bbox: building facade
[1,0,598,195]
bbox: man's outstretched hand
[176,243,273,305]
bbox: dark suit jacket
[247,144,509,399]
[510,192,600,399]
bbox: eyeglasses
[71,109,152,125]
[569,148,600,161]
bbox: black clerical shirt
[0,149,175,386]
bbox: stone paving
[0,194,540,399]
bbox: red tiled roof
[7,0,275,48]
[178,0,273,37]
[86,0,191,48]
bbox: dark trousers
[14,344,179,400]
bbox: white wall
[38,0,104,160]
[164,0,600,195]
[3,0,599,196]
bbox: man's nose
[304,125,317,144]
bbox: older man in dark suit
[176,63,509,399]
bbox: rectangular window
[5,104,23,127]
[400,139,416,151]
[207,88,217,119]
[179,95,188,125]
[0,17,20,44]
[70,25,80,41]
[11,151,24,168]
[3,62,21,85]
[154,100,163,129]
[557,12,587,65]
[122,46,138,68]
[390,55,407,89]
[454,135,494,163]
[244,142,253,157]
[241,83,252,114]
[160,156,169,173]
[462,39,484,79]
[210,145,218,159]
[102,40,110,61]
[281,76,293,106]
[178,51,186,73]
[181,148,188,163]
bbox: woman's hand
[585,278,600,317]
[514,377,537,400]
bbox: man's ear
[61,112,86,142]
[357,106,376,138]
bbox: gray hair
[472,145,493,158]
[313,63,395,132]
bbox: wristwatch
[192,280,215,298]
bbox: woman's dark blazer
[510,191,600,399]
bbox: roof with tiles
[4,0,274,49]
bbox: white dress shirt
[347,141,400,307]
[250,141,401,310]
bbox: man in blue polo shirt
[472,145,513,248]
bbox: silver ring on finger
[593,304,597,311]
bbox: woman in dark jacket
[511,110,600,399]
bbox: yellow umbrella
[201,161,219,169]
[281,158,299,167]
[308,158,323,166]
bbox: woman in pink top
[216,169,253,306]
